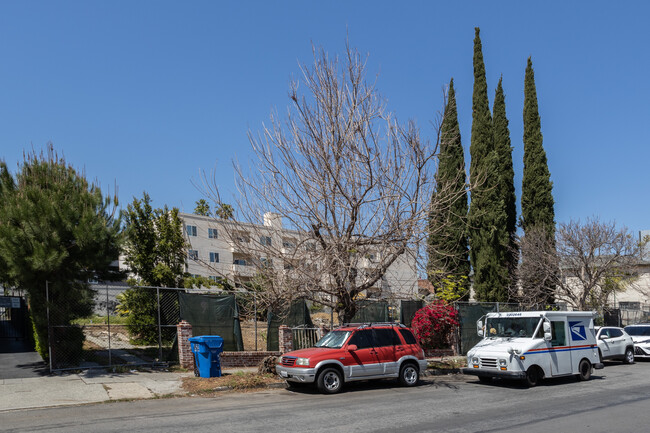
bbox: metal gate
[0,296,29,340]
[291,327,319,350]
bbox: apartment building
[180,212,419,299]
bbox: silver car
[624,324,650,359]
[596,326,635,364]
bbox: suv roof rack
[340,322,406,329]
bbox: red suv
[276,323,427,394]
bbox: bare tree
[517,217,646,311]
[202,43,459,323]
[516,225,559,307]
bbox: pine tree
[468,28,509,302]
[521,57,556,304]
[492,77,518,294]
[0,148,122,359]
[427,79,470,301]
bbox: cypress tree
[521,57,556,304]
[427,79,470,300]
[492,77,518,293]
[468,28,509,302]
[522,57,555,233]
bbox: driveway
[0,339,48,379]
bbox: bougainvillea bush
[411,301,459,349]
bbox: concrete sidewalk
[0,368,195,412]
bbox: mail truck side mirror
[477,320,484,337]
[543,322,552,341]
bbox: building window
[233,258,248,266]
[186,225,197,237]
[260,236,272,246]
[188,249,199,260]
[208,228,218,239]
[260,257,273,267]
[209,252,219,263]
[282,239,295,248]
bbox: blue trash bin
[188,335,224,378]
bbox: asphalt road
[3,361,650,433]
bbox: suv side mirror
[347,344,358,352]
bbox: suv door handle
[396,347,404,352]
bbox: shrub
[411,301,459,349]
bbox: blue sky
[1,1,648,234]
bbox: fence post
[106,284,112,367]
[157,287,163,362]
[254,292,258,351]
[46,281,53,373]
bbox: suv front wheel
[317,368,343,394]
[399,363,419,387]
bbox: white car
[623,324,650,359]
[596,326,635,364]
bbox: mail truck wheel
[399,363,419,387]
[623,347,635,364]
[317,368,343,394]
[525,366,540,387]
[578,359,592,381]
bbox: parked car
[276,323,428,394]
[623,324,650,359]
[595,326,635,364]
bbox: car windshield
[485,317,542,338]
[314,331,351,348]
[624,326,650,337]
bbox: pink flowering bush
[411,301,459,349]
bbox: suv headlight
[295,358,310,366]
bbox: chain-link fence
[45,281,428,371]
[48,284,182,371]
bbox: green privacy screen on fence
[266,299,313,351]
[179,293,244,351]
[351,300,389,323]
[399,300,424,327]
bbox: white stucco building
[179,212,419,299]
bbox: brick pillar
[177,320,193,369]
[279,325,293,354]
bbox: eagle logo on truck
[569,321,587,341]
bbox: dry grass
[182,371,284,395]
[428,357,466,369]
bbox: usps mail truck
[462,311,604,386]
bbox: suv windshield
[315,331,351,348]
[485,317,542,338]
[624,326,650,337]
